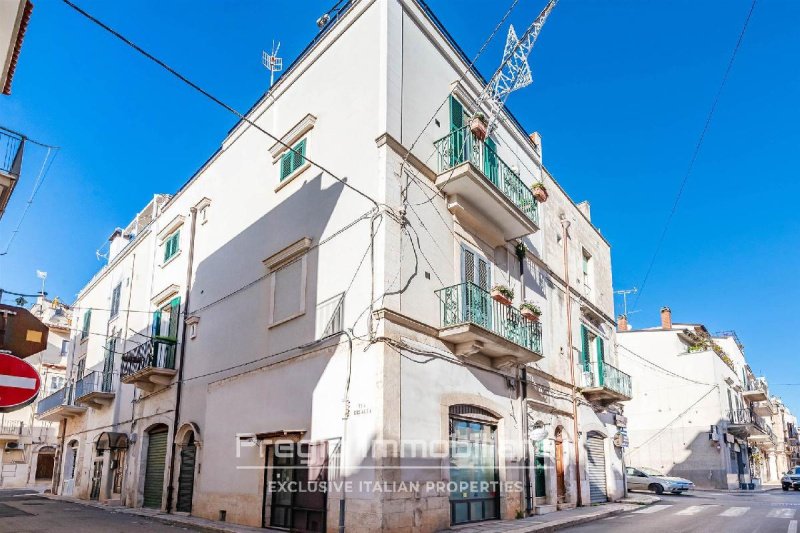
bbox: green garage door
[143,428,168,508]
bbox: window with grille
[279,139,307,181]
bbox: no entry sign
[0,353,41,413]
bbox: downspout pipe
[166,206,198,513]
[561,216,582,507]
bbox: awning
[96,432,129,451]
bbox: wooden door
[555,428,566,502]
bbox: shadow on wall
[627,418,745,490]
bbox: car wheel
[794,486,799,491]
[783,484,790,491]
[650,484,664,495]
[670,491,682,495]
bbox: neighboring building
[618,308,776,490]
[771,398,799,476]
[0,295,69,488]
[0,0,32,96]
[39,1,629,530]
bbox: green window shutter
[82,310,92,339]
[152,309,162,337]
[168,297,181,338]
[596,337,605,385]
[580,325,590,372]
[292,139,306,169]
[280,152,292,180]
[449,95,464,130]
[164,232,180,262]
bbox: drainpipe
[516,242,533,515]
[561,216,582,507]
[166,206,198,513]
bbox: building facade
[0,295,69,488]
[37,1,630,530]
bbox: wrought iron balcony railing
[578,360,632,398]
[121,337,177,377]
[0,128,24,178]
[727,408,767,432]
[36,384,76,415]
[435,282,542,354]
[74,370,115,399]
[433,126,539,226]
[0,420,23,436]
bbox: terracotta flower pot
[532,185,548,203]
[521,309,540,322]
[470,117,488,141]
[491,289,512,306]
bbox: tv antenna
[262,41,283,88]
[614,287,638,317]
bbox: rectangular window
[270,258,306,325]
[279,139,307,181]
[81,310,92,340]
[60,339,69,357]
[582,249,592,293]
[110,283,122,318]
[315,293,344,339]
[163,231,180,263]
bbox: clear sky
[0,1,797,410]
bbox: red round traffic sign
[0,352,41,413]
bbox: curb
[506,505,637,533]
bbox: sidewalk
[693,482,782,493]
[39,491,659,533]
[446,492,660,533]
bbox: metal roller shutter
[586,435,608,504]
[176,444,196,512]
[143,429,168,508]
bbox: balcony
[435,282,543,369]
[433,127,539,243]
[0,421,23,440]
[727,408,768,438]
[121,338,177,391]
[742,380,768,402]
[35,385,86,421]
[0,128,24,219]
[74,371,116,408]
[753,399,776,417]
[578,360,632,403]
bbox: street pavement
[0,489,189,532]
[564,489,800,533]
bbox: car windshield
[639,468,664,476]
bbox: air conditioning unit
[709,425,720,441]
[4,442,19,450]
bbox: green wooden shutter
[82,310,92,339]
[152,309,162,337]
[292,139,306,169]
[280,152,292,180]
[580,325,590,372]
[596,337,605,386]
[168,297,181,338]
[143,428,168,508]
[449,95,464,130]
[484,137,498,184]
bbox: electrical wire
[616,343,715,387]
[633,0,758,308]
[60,0,382,211]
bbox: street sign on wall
[0,352,41,413]
[0,304,49,358]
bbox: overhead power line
[633,0,758,308]
[60,0,381,210]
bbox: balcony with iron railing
[0,128,24,218]
[0,420,24,439]
[753,399,776,417]
[433,126,539,242]
[743,379,768,402]
[578,360,633,403]
[35,384,86,422]
[435,282,543,369]
[727,408,769,438]
[121,337,177,391]
[74,371,116,408]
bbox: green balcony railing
[580,360,632,399]
[435,282,542,355]
[433,126,539,226]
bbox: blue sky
[1,1,797,410]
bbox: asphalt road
[564,489,800,533]
[0,489,189,533]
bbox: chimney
[529,131,542,158]
[617,314,629,332]
[660,306,672,330]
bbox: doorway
[586,432,608,503]
[143,426,169,508]
[555,427,566,503]
[176,432,196,513]
[35,448,55,480]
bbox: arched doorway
[586,431,608,503]
[554,427,566,503]
[35,447,56,480]
[62,440,79,496]
[143,425,169,508]
[176,431,196,512]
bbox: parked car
[781,467,800,491]
[626,466,694,495]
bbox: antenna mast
[475,0,558,133]
[614,287,638,317]
[262,41,283,88]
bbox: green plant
[515,241,527,261]
[491,284,514,300]
[532,181,546,190]
[520,302,542,315]
[473,112,487,123]
[515,510,524,519]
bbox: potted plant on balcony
[490,284,514,306]
[531,182,549,203]
[519,302,542,322]
[470,112,488,141]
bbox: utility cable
[616,343,715,387]
[633,0,757,308]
